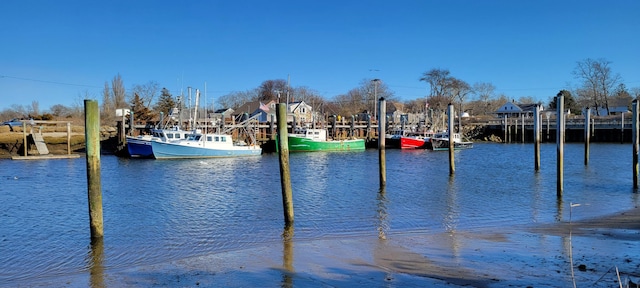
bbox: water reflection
[376,187,389,240]
[281,224,294,288]
[88,238,105,288]
[445,176,461,260]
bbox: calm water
[0,143,638,285]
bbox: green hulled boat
[287,128,365,152]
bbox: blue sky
[1,0,639,112]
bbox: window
[214,136,220,141]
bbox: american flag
[259,102,270,112]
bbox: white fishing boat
[429,130,473,150]
[150,130,262,159]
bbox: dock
[12,154,81,160]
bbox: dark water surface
[1,143,638,285]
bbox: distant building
[288,101,313,124]
[495,101,543,118]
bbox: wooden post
[67,122,72,155]
[448,104,455,175]
[632,100,639,189]
[584,107,591,165]
[270,114,276,140]
[621,112,625,144]
[556,94,565,197]
[534,105,541,171]
[350,115,355,138]
[503,115,507,143]
[521,114,525,143]
[378,97,387,187]
[515,118,518,143]
[276,103,294,225]
[291,116,297,134]
[366,115,372,140]
[129,111,134,136]
[84,100,103,239]
[22,122,27,156]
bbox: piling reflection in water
[88,238,104,288]
[281,224,294,287]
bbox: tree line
[2,58,639,124]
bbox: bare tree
[30,101,40,117]
[573,58,621,115]
[419,68,452,98]
[217,89,259,109]
[258,79,288,102]
[130,81,160,108]
[331,88,367,117]
[630,87,640,100]
[101,81,112,118]
[472,82,495,115]
[111,73,126,109]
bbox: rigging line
[0,74,101,88]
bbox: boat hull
[400,136,427,149]
[126,136,154,158]
[287,137,365,152]
[431,139,474,151]
[151,141,262,159]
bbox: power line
[0,75,102,89]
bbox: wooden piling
[378,98,387,187]
[503,115,507,143]
[556,94,565,197]
[276,103,294,225]
[22,122,27,156]
[84,100,103,239]
[67,122,72,155]
[448,104,455,175]
[534,105,541,171]
[632,100,639,189]
[270,114,276,140]
[521,114,525,143]
[621,113,625,144]
[366,115,372,140]
[584,107,591,165]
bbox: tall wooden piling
[632,100,639,189]
[534,105,541,171]
[448,104,455,175]
[67,122,72,155]
[584,107,591,165]
[84,100,103,239]
[556,94,565,197]
[276,103,294,225]
[378,97,387,187]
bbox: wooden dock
[11,154,81,160]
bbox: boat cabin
[291,128,327,141]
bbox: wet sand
[36,206,638,287]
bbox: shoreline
[20,206,640,287]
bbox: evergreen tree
[154,88,176,116]
[130,93,154,121]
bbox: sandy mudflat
[32,206,637,288]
